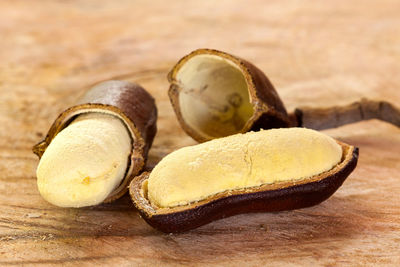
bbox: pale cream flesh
[37,113,131,208]
[147,128,342,208]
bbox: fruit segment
[37,113,131,208]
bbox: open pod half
[169,49,400,140]
[130,129,358,233]
[33,80,157,203]
[168,49,290,142]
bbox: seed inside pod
[33,80,157,207]
[37,113,131,208]
[148,128,342,208]
[130,128,358,233]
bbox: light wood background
[1,0,399,266]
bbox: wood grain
[0,0,399,266]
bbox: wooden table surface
[1,0,399,266]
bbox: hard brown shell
[129,142,358,233]
[168,48,290,142]
[33,80,157,203]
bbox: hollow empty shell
[168,49,290,142]
[168,49,400,142]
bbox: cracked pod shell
[168,49,290,142]
[33,80,157,203]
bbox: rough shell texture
[168,48,290,142]
[33,80,157,203]
[130,142,358,233]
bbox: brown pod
[130,141,358,233]
[33,80,157,203]
[168,49,400,142]
[168,48,290,142]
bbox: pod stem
[289,98,400,130]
